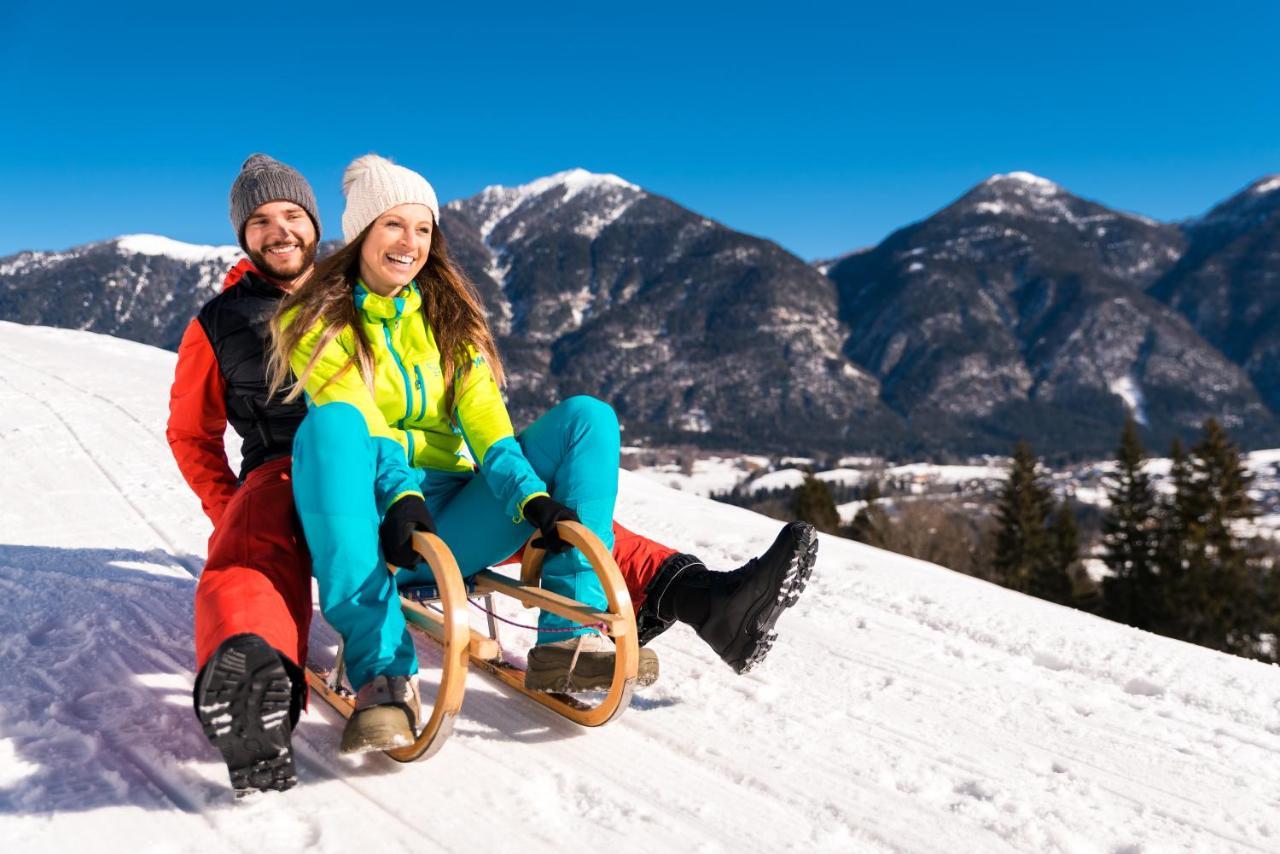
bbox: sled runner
[304,520,639,761]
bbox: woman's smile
[358,203,434,295]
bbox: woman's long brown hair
[267,220,504,420]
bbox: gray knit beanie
[228,154,321,250]
[341,154,440,243]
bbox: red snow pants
[195,455,678,672]
[194,457,312,672]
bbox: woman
[269,155,622,753]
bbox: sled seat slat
[471,569,629,637]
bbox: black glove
[522,495,579,555]
[380,494,435,567]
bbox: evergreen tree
[1039,500,1078,606]
[1100,417,1159,629]
[992,441,1054,594]
[1179,418,1259,655]
[847,478,888,545]
[793,473,841,534]
[1153,437,1196,637]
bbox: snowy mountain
[1150,175,1280,412]
[0,235,240,350]
[826,172,1276,455]
[3,169,1279,457]
[442,169,892,451]
[3,320,1280,852]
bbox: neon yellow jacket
[283,281,546,519]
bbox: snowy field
[2,321,1280,853]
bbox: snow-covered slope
[2,321,1278,853]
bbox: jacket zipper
[414,365,427,420]
[382,320,415,462]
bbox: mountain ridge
[4,168,1278,456]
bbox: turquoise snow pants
[292,395,618,692]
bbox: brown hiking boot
[525,633,617,693]
[339,674,420,755]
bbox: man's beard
[248,240,318,286]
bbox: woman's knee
[292,403,381,518]
[556,395,619,434]
[296,402,370,452]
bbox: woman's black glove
[380,494,436,567]
[522,495,579,555]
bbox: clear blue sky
[2,1,1277,260]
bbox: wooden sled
[305,520,638,762]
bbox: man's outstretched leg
[620,521,818,674]
[193,458,311,794]
[507,520,819,676]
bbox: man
[168,154,817,795]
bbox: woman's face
[358,203,434,296]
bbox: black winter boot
[635,553,705,646]
[195,633,298,795]
[636,522,818,674]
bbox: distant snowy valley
[627,447,1280,544]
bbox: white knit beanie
[341,154,440,243]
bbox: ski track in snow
[2,321,1280,853]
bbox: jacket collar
[222,258,257,291]
[222,259,298,299]
[355,280,421,321]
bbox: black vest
[197,271,307,480]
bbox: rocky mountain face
[826,172,1277,456]
[441,170,896,450]
[0,235,240,350]
[1148,176,1280,413]
[2,169,1277,457]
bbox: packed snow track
[1,322,1278,853]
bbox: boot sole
[732,523,819,675]
[196,635,297,796]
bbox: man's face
[243,201,318,287]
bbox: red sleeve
[167,318,237,526]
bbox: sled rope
[468,597,608,634]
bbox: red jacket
[167,259,306,525]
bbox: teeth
[267,245,297,254]
[387,253,413,265]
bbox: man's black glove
[380,494,436,567]
[522,495,579,555]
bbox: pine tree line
[1098,417,1278,661]
[779,416,1280,664]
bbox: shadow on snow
[0,543,679,813]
